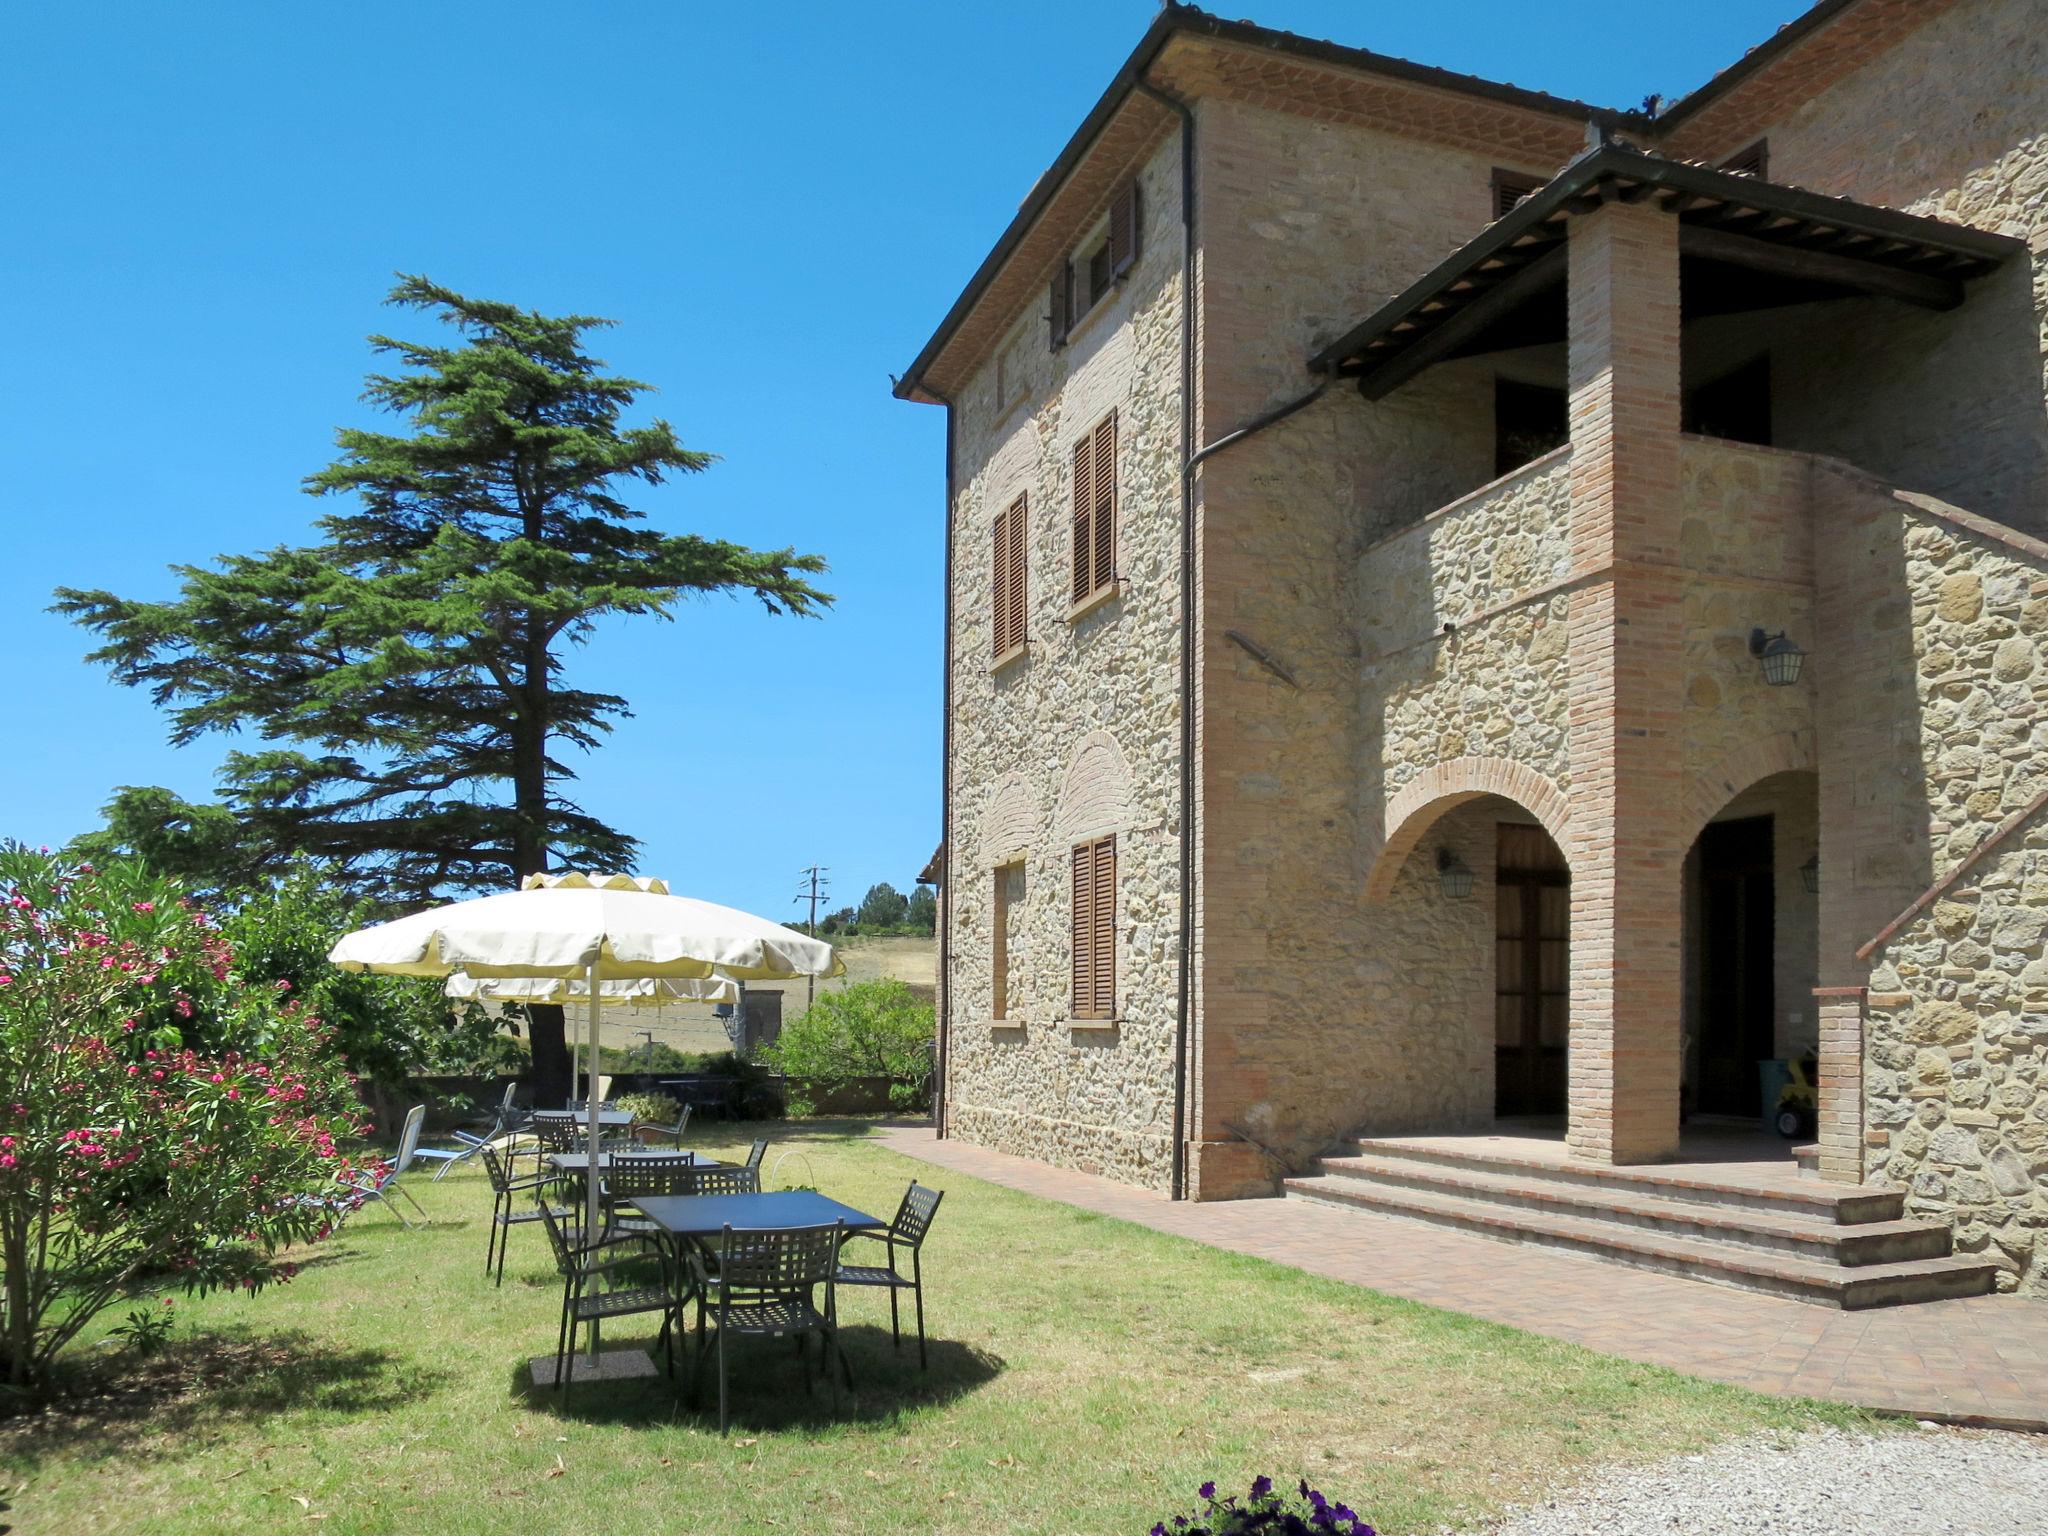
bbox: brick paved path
[880,1126,2048,1431]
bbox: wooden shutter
[1004,493,1026,653]
[1070,836,1115,1019]
[1049,261,1073,350]
[1071,429,1094,603]
[1090,835,1116,1018]
[991,503,1010,659]
[992,495,1029,656]
[1090,412,1116,597]
[1720,139,1769,179]
[1070,843,1094,1015]
[1109,182,1140,278]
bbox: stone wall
[941,131,1187,1190]
[1358,450,1575,809]
[1676,438,1817,789]
[1187,97,1540,1196]
[1849,489,2048,1294]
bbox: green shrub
[763,980,934,1113]
[615,1092,680,1127]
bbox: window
[1491,168,1546,220]
[991,494,1028,660]
[1069,835,1115,1020]
[1494,378,1568,477]
[1070,412,1116,605]
[1720,139,1769,179]
[1049,181,1140,350]
[992,861,1025,1019]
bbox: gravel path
[1474,1424,2048,1535]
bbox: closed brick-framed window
[1070,411,1117,607]
[1490,168,1545,220]
[1069,834,1115,1020]
[992,860,1025,1020]
[991,493,1027,662]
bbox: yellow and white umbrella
[330,872,842,1267]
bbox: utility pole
[794,864,829,1011]
[635,1029,655,1070]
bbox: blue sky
[1,0,1807,923]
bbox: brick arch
[1052,730,1138,844]
[1364,756,1572,903]
[977,772,1042,868]
[1685,730,1816,841]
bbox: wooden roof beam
[1355,242,1568,401]
[1679,224,1963,310]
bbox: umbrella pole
[585,960,603,1361]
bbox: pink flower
[131,901,155,913]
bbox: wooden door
[1695,815,1776,1116]
[1494,824,1569,1118]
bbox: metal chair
[679,1163,759,1198]
[833,1181,945,1367]
[480,1140,561,1286]
[601,1154,701,1243]
[629,1103,692,1148]
[535,1199,675,1408]
[343,1105,432,1228]
[686,1222,846,1432]
[745,1138,769,1174]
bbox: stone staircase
[1284,1135,2001,1308]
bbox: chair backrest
[534,1119,580,1154]
[681,1164,759,1198]
[532,1198,580,1276]
[671,1103,693,1140]
[745,1138,768,1171]
[718,1221,841,1293]
[891,1181,946,1249]
[478,1139,511,1194]
[499,1081,518,1113]
[594,1074,613,1104]
[391,1105,428,1175]
[603,1155,699,1203]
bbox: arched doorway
[1494,822,1570,1118]
[1682,769,1820,1122]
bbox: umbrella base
[529,1348,659,1389]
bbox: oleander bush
[0,844,362,1399]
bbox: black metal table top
[630,1189,884,1239]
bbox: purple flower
[1198,1482,1216,1502]
[1251,1476,1274,1499]
[1152,1525,1168,1536]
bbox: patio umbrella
[329,871,843,1266]
[442,971,741,1099]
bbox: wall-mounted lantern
[1436,848,1475,900]
[1748,627,1807,687]
[1799,854,1820,894]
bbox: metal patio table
[633,1190,885,1342]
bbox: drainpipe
[1134,79,1198,1201]
[932,388,957,1139]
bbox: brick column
[1563,201,1685,1164]
[1812,985,1867,1185]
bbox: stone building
[894,0,2048,1298]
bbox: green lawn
[0,1121,1877,1534]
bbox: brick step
[1312,1152,1953,1266]
[1344,1136,1903,1224]
[1283,1175,1998,1308]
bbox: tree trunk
[511,580,572,1108]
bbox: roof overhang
[1312,142,2024,400]
[891,2,1642,405]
